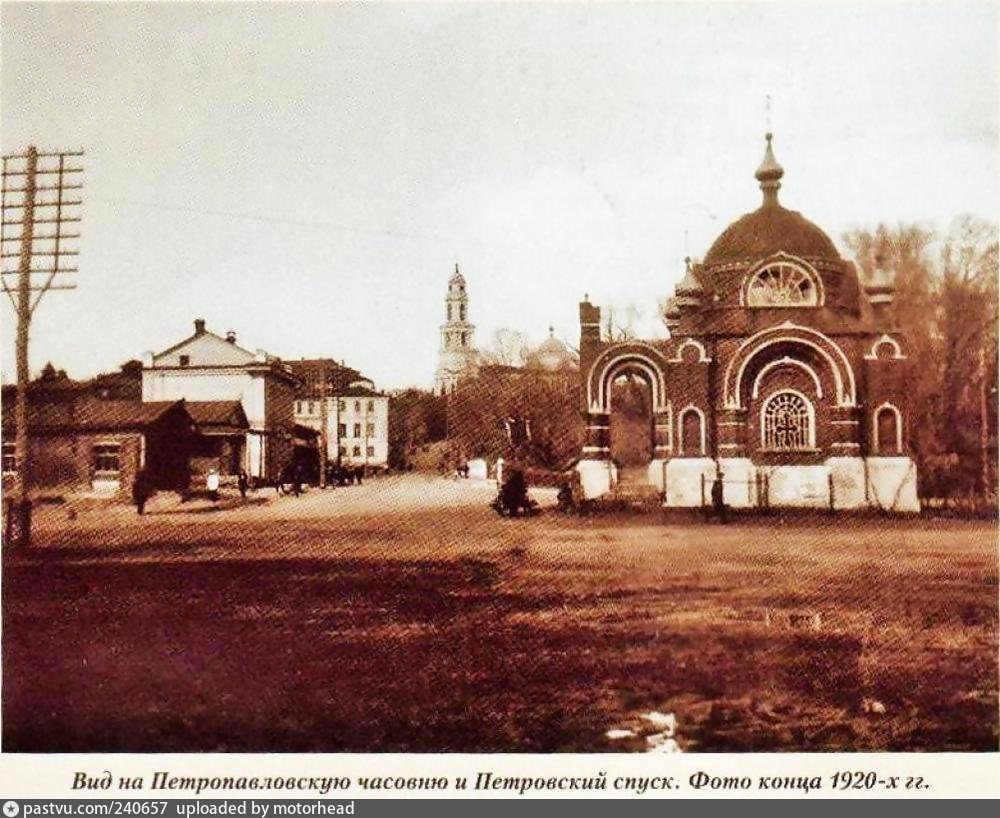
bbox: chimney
[194,318,206,336]
[578,297,602,385]
[225,330,237,344]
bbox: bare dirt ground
[3,474,997,752]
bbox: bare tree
[481,327,530,367]
[844,216,998,505]
[602,303,643,342]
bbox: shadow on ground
[4,540,997,752]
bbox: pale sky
[2,0,996,390]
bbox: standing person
[132,467,150,516]
[711,468,727,524]
[237,470,249,500]
[206,468,220,502]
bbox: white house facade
[289,359,390,471]
[141,319,300,482]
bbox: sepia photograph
[1,0,997,763]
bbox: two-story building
[141,319,300,483]
[289,359,390,472]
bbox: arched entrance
[608,367,655,482]
[579,343,672,497]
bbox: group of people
[131,467,250,515]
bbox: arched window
[680,408,704,456]
[745,261,820,307]
[761,390,814,450]
[874,404,902,454]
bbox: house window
[2,443,16,474]
[338,400,345,412]
[366,446,375,457]
[367,400,374,412]
[745,261,820,307]
[308,401,315,414]
[339,446,347,458]
[337,423,346,437]
[761,391,814,450]
[353,423,361,438]
[92,443,122,474]
[354,400,361,412]
[179,355,190,367]
[352,446,360,457]
[366,423,375,437]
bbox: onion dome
[674,256,703,308]
[703,134,840,267]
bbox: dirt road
[3,475,996,751]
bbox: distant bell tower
[434,263,478,395]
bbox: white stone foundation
[865,456,920,512]
[826,457,867,509]
[580,453,921,512]
[646,459,669,491]
[764,464,831,508]
[718,458,757,508]
[663,458,717,507]
[576,459,618,499]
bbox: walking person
[237,469,249,500]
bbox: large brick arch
[585,343,669,414]
[722,322,856,409]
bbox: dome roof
[704,205,840,266]
[527,327,576,371]
[703,134,841,267]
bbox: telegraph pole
[318,367,328,488]
[2,146,84,548]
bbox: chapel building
[576,134,919,511]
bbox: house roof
[340,384,384,398]
[3,398,186,434]
[185,400,249,434]
[153,327,256,363]
[185,400,247,427]
[288,358,379,396]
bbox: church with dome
[433,265,577,395]
[576,134,919,511]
